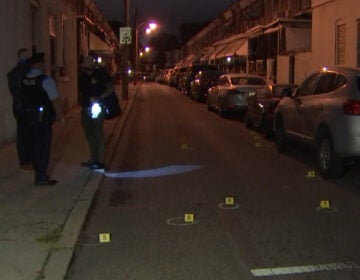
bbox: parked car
[179,64,218,95]
[274,66,360,178]
[245,84,297,137]
[207,74,266,116]
[189,70,223,102]
[155,70,169,84]
[169,67,186,88]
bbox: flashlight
[90,102,102,119]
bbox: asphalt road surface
[67,82,360,280]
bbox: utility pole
[121,0,130,100]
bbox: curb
[42,86,138,280]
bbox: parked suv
[274,67,360,178]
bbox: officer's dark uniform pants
[13,98,33,166]
[29,122,52,182]
[81,108,105,163]
[16,118,33,165]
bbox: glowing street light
[135,21,158,79]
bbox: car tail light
[343,99,360,115]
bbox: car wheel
[275,118,289,152]
[317,133,345,179]
[245,110,253,128]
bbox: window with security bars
[336,24,346,65]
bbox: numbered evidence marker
[184,213,195,223]
[225,196,235,205]
[306,170,316,178]
[99,233,111,243]
[181,143,188,150]
[320,200,330,209]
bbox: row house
[184,0,312,84]
[311,0,360,69]
[0,0,119,145]
[185,0,360,86]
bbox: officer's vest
[21,74,56,125]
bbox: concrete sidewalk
[0,84,137,280]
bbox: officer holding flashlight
[78,56,114,170]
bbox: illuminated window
[336,24,346,65]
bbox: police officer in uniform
[6,48,32,170]
[21,52,64,186]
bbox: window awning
[200,47,215,62]
[89,33,112,51]
[235,40,248,56]
[218,38,248,58]
[264,26,280,34]
[285,27,311,52]
[209,44,228,61]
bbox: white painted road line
[251,262,360,277]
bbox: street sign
[120,27,132,45]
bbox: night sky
[95,0,238,34]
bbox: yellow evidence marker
[181,143,188,150]
[255,142,262,148]
[306,170,316,178]
[225,197,235,205]
[320,200,330,209]
[184,213,195,223]
[99,233,111,243]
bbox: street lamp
[135,21,157,80]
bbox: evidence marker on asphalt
[305,170,316,178]
[99,233,111,243]
[181,143,188,150]
[184,213,195,223]
[255,142,262,148]
[320,200,330,209]
[316,200,338,213]
[225,196,235,205]
[219,196,239,209]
